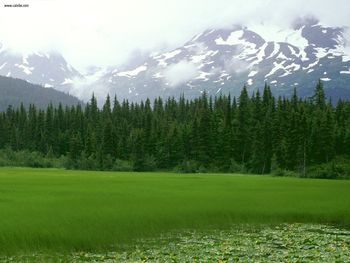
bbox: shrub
[77,152,97,170]
[272,169,300,177]
[102,154,114,170]
[0,148,65,169]
[307,157,350,179]
[174,160,199,173]
[143,155,157,171]
[113,159,133,171]
[229,159,244,173]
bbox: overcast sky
[0,0,349,72]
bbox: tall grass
[0,168,349,254]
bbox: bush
[76,152,98,170]
[0,154,10,166]
[143,155,157,171]
[272,168,300,177]
[113,159,133,171]
[102,154,114,170]
[229,159,245,173]
[207,164,224,173]
[307,164,338,179]
[307,157,350,179]
[0,148,65,168]
[271,156,350,179]
[132,154,157,172]
[197,165,208,173]
[174,160,199,173]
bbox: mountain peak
[94,23,350,102]
[0,46,83,93]
[1,22,349,102]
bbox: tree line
[0,80,349,177]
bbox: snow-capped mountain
[0,45,82,93]
[97,19,350,101]
[1,19,349,102]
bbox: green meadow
[0,167,349,255]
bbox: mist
[0,0,349,72]
[163,61,198,87]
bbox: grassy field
[0,167,349,255]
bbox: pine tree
[313,80,326,110]
[235,86,252,164]
[130,128,145,171]
[68,132,83,168]
[102,119,117,157]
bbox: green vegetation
[0,167,349,255]
[8,224,347,262]
[0,80,349,178]
[0,148,66,168]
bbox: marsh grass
[1,224,349,262]
[0,167,349,255]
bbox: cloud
[163,61,198,86]
[0,0,349,71]
[221,45,252,74]
[224,57,251,74]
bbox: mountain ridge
[0,45,83,93]
[0,75,83,111]
[0,20,349,102]
[95,20,350,101]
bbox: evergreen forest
[0,80,349,178]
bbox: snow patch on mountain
[251,42,267,66]
[195,71,211,81]
[61,78,74,85]
[315,47,329,59]
[340,69,350,74]
[266,61,286,78]
[191,50,217,64]
[22,55,29,65]
[248,70,258,77]
[0,62,7,70]
[116,65,147,77]
[215,30,244,46]
[304,60,319,70]
[155,49,182,67]
[15,64,34,75]
[266,43,280,59]
[249,23,309,51]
